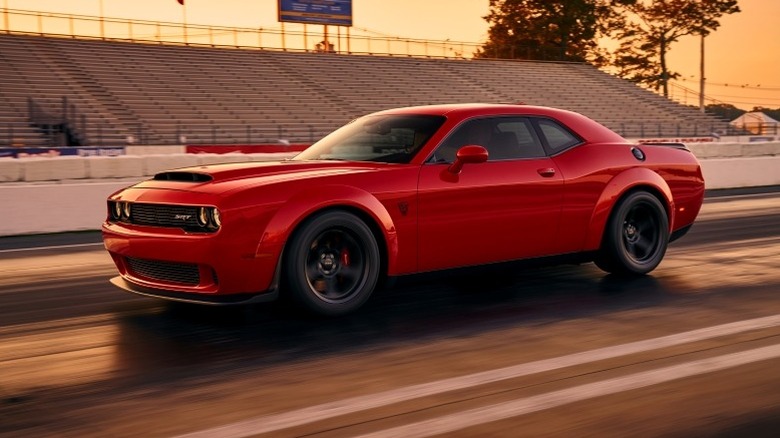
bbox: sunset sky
[5,0,779,110]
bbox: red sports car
[103,104,704,315]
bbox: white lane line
[0,242,104,254]
[359,343,780,438]
[174,314,780,438]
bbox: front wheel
[284,211,380,316]
[595,191,669,276]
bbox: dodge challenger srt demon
[103,104,705,316]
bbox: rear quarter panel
[552,143,704,253]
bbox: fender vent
[154,172,212,182]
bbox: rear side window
[537,119,581,153]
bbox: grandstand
[0,33,728,148]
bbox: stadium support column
[281,22,286,51]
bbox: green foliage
[612,0,740,97]
[476,0,618,63]
[478,1,741,102]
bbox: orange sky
[5,0,779,110]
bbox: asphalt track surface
[1,190,780,437]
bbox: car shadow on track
[107,263,673,383]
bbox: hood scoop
[153,171,213,183]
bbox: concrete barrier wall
[687,142,780,159]
[1,151,778,236]
[3,181,132,236]
[125,145,186,155]
[0,152,296,182]
[700,157,780,190]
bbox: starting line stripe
[175,313,780,438]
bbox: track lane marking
[174,314,780,438]
[358,343,780,438]
[0,242,104,254]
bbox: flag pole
[4,0,10,33]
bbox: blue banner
[278,0,352,26]
[6,146,125,158]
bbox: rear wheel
[595,191,669,276]
[284,211,380,316]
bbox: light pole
[99,0,104,39]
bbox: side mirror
[447,145,488,174]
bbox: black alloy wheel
[284,210,380,316]
[595,191,669,275]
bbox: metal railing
[1,8,481,59]
[4,117,768,149]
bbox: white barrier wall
[0,147,778,236]
[4,181,132,235]
[701,157,780,190]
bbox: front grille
[131,203,201,229]
[126,257,200,286]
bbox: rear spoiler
[637,142,690,152]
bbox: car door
[417,116,564,272]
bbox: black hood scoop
[153,171,213,182]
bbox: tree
[704,103,745,120]
[612,0,740,97]
[476,0,618,63]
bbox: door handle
[537,168,556,177]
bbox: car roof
[374,103,628,144]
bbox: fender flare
[256,184,399,275]
[584,167,675,251]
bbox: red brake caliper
[340,249,350,266]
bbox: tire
[284,210,380,316]
[595,191,669,276]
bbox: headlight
[122,202,132,219]
[198,207,209,227]
[111,202,122,220]
[210,208,222,228]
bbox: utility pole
[699,34,705,113]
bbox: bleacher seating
[0,33,728,147]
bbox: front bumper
[110,276,278,305]
[103,220,283,301]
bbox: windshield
[293,114,446,163]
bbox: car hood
[131,160,395,195]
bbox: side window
[430,117,545,163]
[494,119,546,159]
[537,119,581,153]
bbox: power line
[676,77,780,91]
